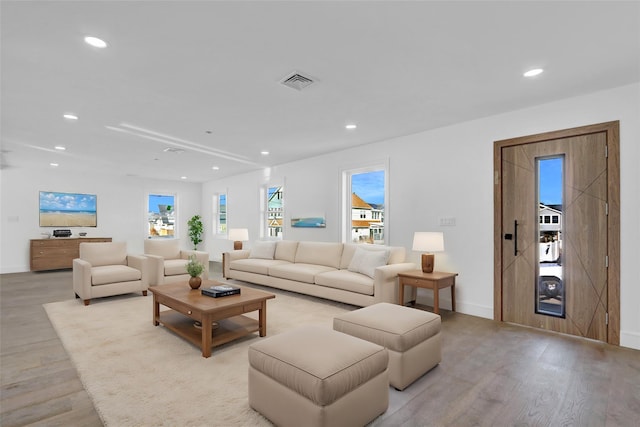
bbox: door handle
[514,220,518,256]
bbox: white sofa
[223,241,417,307]
[143,239,209,286]
[73,241,148,306]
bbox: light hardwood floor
[1,266,639,426]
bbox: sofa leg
[142,291,148,296]
[83,299,91,306]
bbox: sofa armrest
[127,255,149,288]
[181,250,210,280]
[372,262,419,304]
[222,250,250,278]
[72,258,93,300]
[143,253,165,286]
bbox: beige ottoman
[248,325,389,427]
[333,302,441,391]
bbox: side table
[397,270,458,314]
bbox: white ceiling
[2,1,639,182]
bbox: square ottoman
[248,325,389,427]
[333,302,441,390]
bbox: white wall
[0,168,202,273]
[1,84,637,349]
[202,83,639,350]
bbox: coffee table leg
[153,295,159,326]
[259,301,267,337]
[201,315,212,358]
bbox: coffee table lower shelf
[157,310,259,351]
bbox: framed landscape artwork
[291,216,326,228]
[39,191,97,227]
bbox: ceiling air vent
[163,147,185,154]
[280,72,315,91]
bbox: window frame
[146,192,177,239]
[261,183,284,239]
[213,192,227,235]
[341,161,389,245]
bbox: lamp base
[421,253,435,273]
[233,241,243,250]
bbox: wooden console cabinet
[30,237,112,271]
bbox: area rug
[44,284,353,426]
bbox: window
[148,194,176,238]
[213,193,227,234]
[265,186,283,238]
[343,166,386,245]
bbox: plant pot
[189,276,202,289]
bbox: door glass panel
[536,157,565,317]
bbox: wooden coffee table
[149,280,275,358]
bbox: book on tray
[201,284,241,298]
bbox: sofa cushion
[164,258,188,276]
[315,270,374,296]
[80,242,127,267]
[268,263,336,284]
[340,244,405,269]
[275,241,298,262]
[231,258,290,275]
[91,265,141,286]
[144,239,181,260]
[295,241,343,268]
[348,247,390,278]
[249,241,277,260]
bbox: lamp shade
[228,228,249,242]
[412,232,444,252]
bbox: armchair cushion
[80,242,127,267]
[164,258,188,276]
[91,265,142,286]
[144,239,181,260]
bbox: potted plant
[186,255,204,289]
[187,215,204,250]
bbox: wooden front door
[494,122,620,345]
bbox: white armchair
[143,239,209,286]
[73,242,148,306]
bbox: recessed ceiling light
[50,163,59,167]
[180,176,187,180]
[54,146,66,151]
[212,166,220,170]
[523,68,544,77]
[345,124,357,130]
[261,151,269,156]
[84,36,108,48]
[63,113,78,120]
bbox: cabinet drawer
[31,257,71,271]
[31,247,79,259]
[31,239,76,249]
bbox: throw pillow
[347,247,390,278]
[249,241,277,260]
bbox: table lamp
[412,232,444,273]
[228,228,249,250]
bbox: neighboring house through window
[264,185,284,238]
[213,193,227,235]
[342,166,386,245]
[148,193,176,238]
